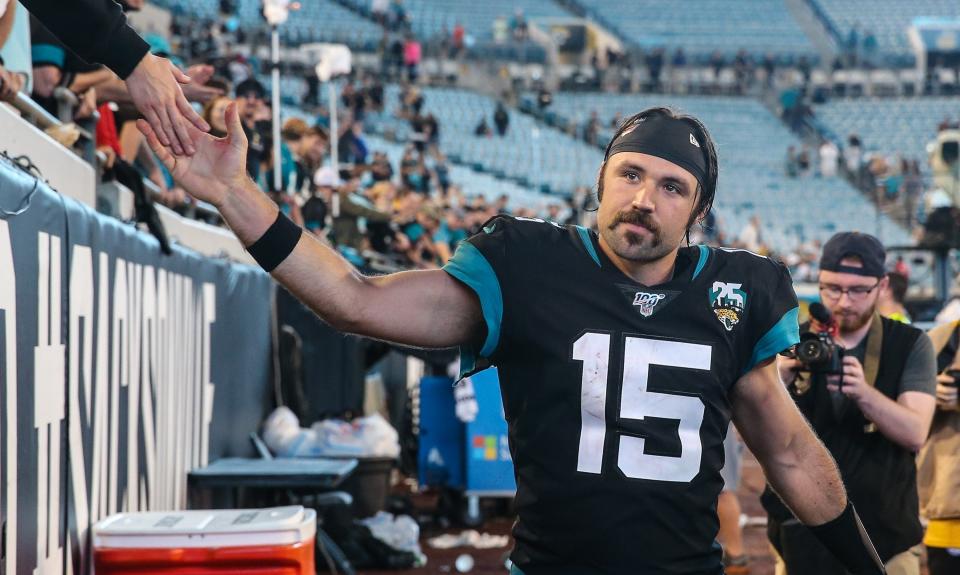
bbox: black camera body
[797,331,844,375]
[796,302,845,376]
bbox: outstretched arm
[22,0,207,155]
[732,360,884,574]
[138,104,484,349]
[733,360,845,524]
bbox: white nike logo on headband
[689,133,700,148]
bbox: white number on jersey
[572,333,711,482]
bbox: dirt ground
[361,448,929,575]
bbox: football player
[140,104,885,575]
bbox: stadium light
[308,44,352,83]
[262,0,291,26]
[262,0,302,192]
[302,44,352,179]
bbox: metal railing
[8,90,220,221]
[12,91,61,129]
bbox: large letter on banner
[0,219,18,575]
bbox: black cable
[316,529,340,575]
[0,152,45,218]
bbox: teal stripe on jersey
[693,244,710,280]
[458,346,479,381]
[442,242,503,359]
[575,225,601,267]
[745,306,800,373]
[509,566,525,575]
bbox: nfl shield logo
[632,291,666,317]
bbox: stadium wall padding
[0,156,274,574]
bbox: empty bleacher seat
[545,91,911,250]
[577,0,816,59]
[812,0,957,59]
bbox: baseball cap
[313,166,340,188]
[32,43,66,70]
[820,232,886,278]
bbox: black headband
[606,114,708,191]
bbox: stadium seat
[577,0,816,59]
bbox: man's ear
[687,205,707,230]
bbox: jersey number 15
[573,333,711,482]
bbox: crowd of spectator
[3,0,951,280]
[0,0,894,283]
[284,80,583,271]
[0,1,594,280]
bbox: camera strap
[861,313,884,433]
[862,313,883,390]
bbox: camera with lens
[795,302,844,375]
[796,331,844,375]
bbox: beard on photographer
[763,232,937,575]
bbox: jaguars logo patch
[710,281,747,332]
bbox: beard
[600,209,674,263]
[837,305,874,332]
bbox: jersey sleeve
[442,215,518,379]
[743,260,800,374]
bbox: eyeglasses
[819,279,881,302]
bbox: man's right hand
[127,53,211,156]
[180,64,223,103]
[936,373,959,410]
[137,101,248,208]
[777,354,803,387]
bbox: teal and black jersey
[443,215,799,575]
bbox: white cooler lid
[93,506,316,549]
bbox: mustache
[609,210,660,234]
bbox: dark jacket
[763,316,924,567]
[21,0,149,78]
[332,189,391,250]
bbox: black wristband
[809,502,885,574]
[246,211,302,272]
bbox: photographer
[917,320,960,575]
[764,232,937,575]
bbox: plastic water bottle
[455,553,474,573]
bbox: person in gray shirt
[769,231,936,575]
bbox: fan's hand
[137,101,248,208]
[127,53,210,155]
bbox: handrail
[52,87,96,143]
[12,91,60,129]
[53,86,79,121]
[802,0,843,48]
[12,90,95,148]
[8,90,220,220]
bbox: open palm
[137,102,248,208]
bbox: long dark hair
[595,107,719,231]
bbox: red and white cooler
[92,505,316,574]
